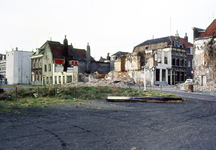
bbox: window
[49,64,51,71]
[172,58,175,66]
[39,72,41,81]
[164,57,168,64]
[39,59,41,67]
[67,76,72,83]
[174,41,178,47]
[32,72,34,81]
[46,77,49,84]
[44,65,47,72]
[176,59,179,66]
[63,76,65,84]
[43,77,45,86]
[55,76,57,84]
[182,59,184,66]
[36,59,38,68]
[50,77,53,84]
[36,72,38,81]
[162,69,166,81]
[59,76,61,84]
[188,61,190,67]
[33,60,35,68]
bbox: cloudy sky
[1,0,216,60]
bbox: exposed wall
[6,50,33,85]
[193,38,216,85]
[125,52,141,71]
[127,70,154,85]
[91,62,110,74]
[78,60,110,74]
[133,42,169,52]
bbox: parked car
[184,79,194,84]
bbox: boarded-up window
[67,76,72,83]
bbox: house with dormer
[31,36,80,85]
[31,36,110,85]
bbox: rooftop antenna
[170,17,171,36]
[210,11,214,19]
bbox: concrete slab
[106,96,183,103]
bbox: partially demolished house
[110,51,129,71]
[115,32,193,85]
[31,36,110,85]
[192,19,216,85]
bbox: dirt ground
[1,98,216,150]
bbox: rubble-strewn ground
[180,81,216,92]
[66,71,216,92]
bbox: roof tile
[197,19,216,38]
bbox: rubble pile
[180,81,216,92]
[64,71,135,88]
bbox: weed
[0,86,179,113]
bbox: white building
[0,54,7,84]
[6,48,34,85]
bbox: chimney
[86,42,91,72]
[36,48,39,54]
[16,47,18,51]
[107,53,110,60]
[175,30,180,41]
[184,33,188,42]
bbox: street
[1,96,216,150]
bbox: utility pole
[144,68,146,91]
[141,66,149,91]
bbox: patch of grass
[0,86,179,113]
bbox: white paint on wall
[6,50,33,85]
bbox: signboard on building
[141,66,149,69]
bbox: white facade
[6,49,34,85]
[52,64,78,85]
[0,55,7,84]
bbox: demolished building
[115,32,193,85]
[192,19,216,85]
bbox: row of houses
[1,20,215,86]
[0,36,110,85]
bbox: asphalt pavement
[1,96,216,150]
[132,85,216,102]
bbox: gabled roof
[170,36,193,48]
[135,36,193,48]
[111,51,129,57]
[73,48,95,61]
[34,40,95,61]
[135,36,171,47]
[197,19,216,38]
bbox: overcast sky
[1,0,216,60]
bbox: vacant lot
[0,98,216,150]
